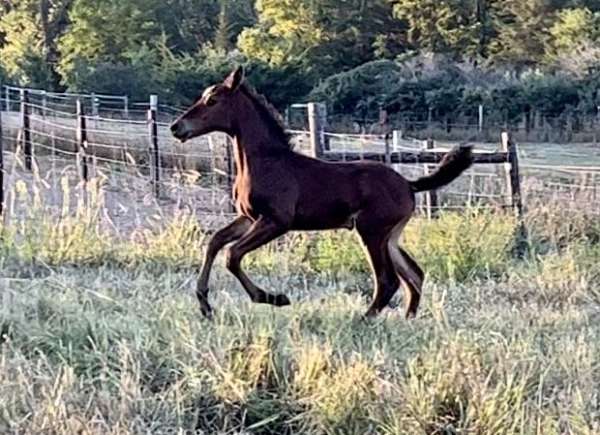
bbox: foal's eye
[205,97,217,106]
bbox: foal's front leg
[197,216,251,318]
[226,216,291,307]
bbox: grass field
[0,176,599,434]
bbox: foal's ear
[224,66,245,91]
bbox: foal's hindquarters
[349,166,424,318]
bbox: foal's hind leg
[226,217,292,307]
[358,226,401,318]
[398,248,425,317]
[197,216,251,318]
[387,222,425,318]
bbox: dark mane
[240,84,292,150]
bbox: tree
[391,0,482,59]
[57,0,159,84]
[214,0,256,51]
[548,7,597,53]
[487,0,555,68]
[153,0,221,53]
[546,8,600,76]
[0,0,70,87]
[238,0,405,78]
[57,0,256,89]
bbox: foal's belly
[291,199,358,231]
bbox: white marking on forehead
[202,85,216,100]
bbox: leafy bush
[308,60,405,114]
[523,74,581,117]
[153,45,309,108]
[61,49,159,101]
[310,55,599,125]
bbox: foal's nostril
[170,122,179,134]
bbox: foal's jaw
[171,119,201,143]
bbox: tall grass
[1,174,599,434]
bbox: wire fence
[287,108,600,144]
[0,87,598,235]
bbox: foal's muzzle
[170,121,191,142]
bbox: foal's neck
[231,93,290,165]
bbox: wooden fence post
[148,94,160,198]
[308,102,326,158]
[478,104,484,133]
[392,130,402,148]
[76,100,89,182]
[0,103,4,216]
[501,131,527,253]
[91,93,99,117]
[4,86,9,112]
[41,91,47,118]
[596,106,600,146]
[20,89,32,171]
[391,129,402,172]
[423,138,438,219]
[123,96,129,118]
[501,132,523,219]
[384,133,391,165]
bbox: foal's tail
[409,145,473,193]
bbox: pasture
[0,92,599,434]
[0,151,599,434]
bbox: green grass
[1,259,599,434]
[0,177,599,434]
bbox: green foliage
[60,52,159,100]
[0,0,64,87]
[214,0,257,51]
[57,0,160,86]
[308,60,405,114]
[546,8,600,77]
[152,45,245,106]
[1,0,599,119]
[523,73,581,116]
[403,210,516,282]
[487,0,553,68]
[548,8,597,56]
[1,220,599,433]
[311,54,598,124]
[392,0,482,58]
[239,0,404,78]
[153,44,309,108]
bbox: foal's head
[171,67,245,142]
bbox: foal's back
[282,152,415,231]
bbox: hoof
[274,294,291,307]
[200,303,214,321]
[405,309,418,320]
[196,291,213,320]
[363,307,380,319]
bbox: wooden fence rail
[320,150,511,165]
[307,101,523,223]
[0,99,523,228]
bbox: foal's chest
[233,175,263,219]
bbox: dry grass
[0,172,599,434]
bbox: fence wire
[1,99,598,235]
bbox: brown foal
[170,67,473,320]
